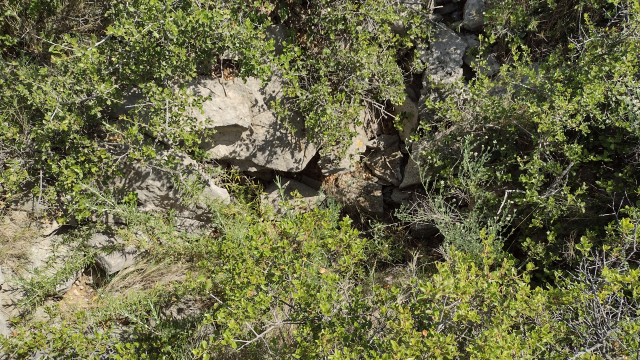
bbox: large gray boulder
[261,178,325,215]
[419,26,468,87]
[189,76,317,173]
[463,0,485,31]
[89,233,139,275]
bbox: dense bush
[3,197,640,358]
[0,0,423,220]
[2,0,640,359]
[416,0,640,274]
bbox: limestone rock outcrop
[189,76,317,173]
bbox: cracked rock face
[419,26,468,86]
[189,76,317,173]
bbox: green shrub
[416,0,640,272]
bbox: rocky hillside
[2,0,640,358]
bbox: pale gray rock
[419,26,468,86]
[89,233,139,275]
[191,76,317,173]
[393,97,420,141]
[366,147,404,187]
[187,78,254,130]
[399,138,431,189]
[56,273,81,296]
[261,178,325,215]
[463,0,485,31]
[0,266,4,287]
[113,152,230,220]
[32,306,50,323]
[28,236,81,296]
[0,311,7,337]
[2,206,60,236]
[0,233,80,319]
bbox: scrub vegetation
[1,0,640,359]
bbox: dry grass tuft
[0,212,40,269]
[101,260,190,297]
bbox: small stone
[79,286,85,290]
[89,233,139,275]
[365,147,404,187]
[261,178,325,215]
[393,97,420,142]
[463,0,485,31]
